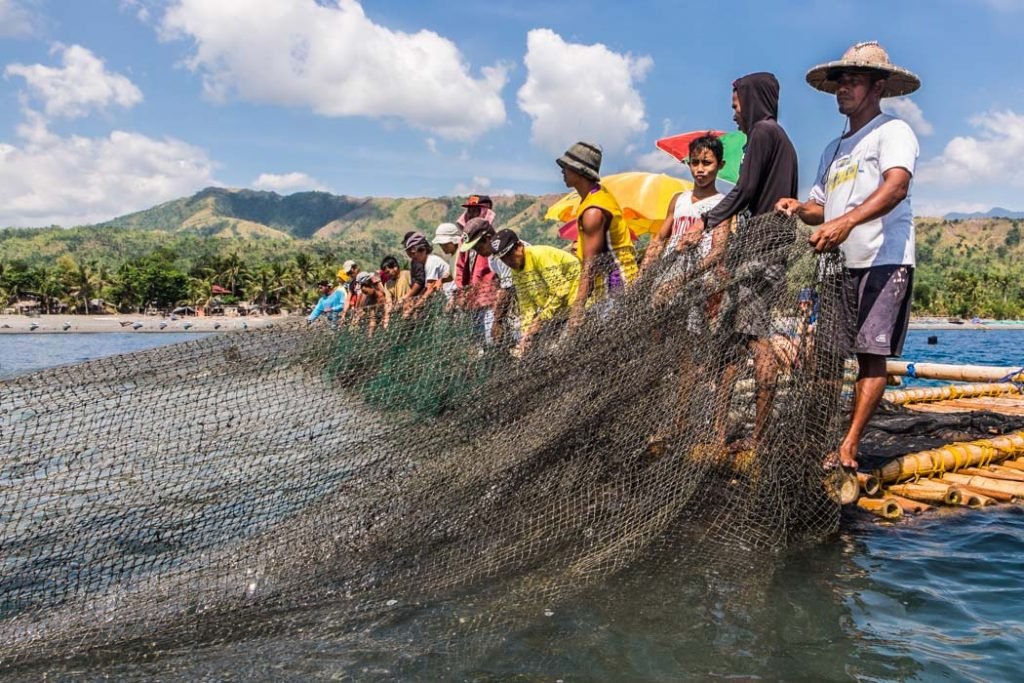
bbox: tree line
[3,219,1023,318]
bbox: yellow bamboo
[884,382,1020,406]
[857,496,902,519]
[956,490,993,509]
[887,361,1024,383]
[941,472,1024,498]
[857,472,880,496]
[997,459,1024,472]
[886,482,961,506]
[960,466,1024,483]
[959,484,1017,503]
[888,494,932,515]
[873,432,1024,484]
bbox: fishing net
[1,214,856,679]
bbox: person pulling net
[0,212,853,677]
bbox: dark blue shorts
[844,265,914,356]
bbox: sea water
[2,329,1023,680]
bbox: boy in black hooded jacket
[697,72,799,452]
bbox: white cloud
[159,0,508,140]
[0,111,216,227]
[917,109,1024,188]
[453,176,514,197]
[881,97,934,136]
[516,28,652,154]
[0,0,37,38]
[252,171,327,193]
[634,149,682,173]
[4,44,143,119]
[915,199,992,218]
[425,137,438,154]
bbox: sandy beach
[0,314,294,334]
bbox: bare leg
[750,338,779,444]
[839,353,887,469]
[713,362,740,445]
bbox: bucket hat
[806,41,920,97]
[556,141,602,181]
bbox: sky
[0,0,1023,227]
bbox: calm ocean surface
[2,329,1024,680]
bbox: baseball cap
[355,271,373,284]
[490,229,520,258]
[459,217,494,252]
[461,194,493,208]
[432,222,461,245]
[335,268,350,283]
[341,259,358,274]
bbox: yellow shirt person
[491,229,580,353]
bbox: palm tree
[217,252,246,297]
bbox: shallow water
[2,329,1024,680]
[0,332,206,379]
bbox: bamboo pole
[956,490,992,509]
[941,472,1024,498]
[872,432,1024,484]
[884,382,1020,406]
[857,472,880,496]
[888,494,932,515]
[857,497,902,519]
[886,482,961,506]
[886,361,1024,383]
[959,466,1024,483]
[959,484,1017,503]
[997,459,1024,472]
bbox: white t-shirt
[424,254,451,282]
[809,114,918,268]
[663,190,725,260]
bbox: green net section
[0,214,853,677]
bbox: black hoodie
[704,72,798,228]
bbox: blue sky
[1,0,1022,226]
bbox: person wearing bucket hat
[776,41,921,472]
[493,229,581,355]
[556,141,638,322]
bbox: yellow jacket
[511,245,581,332]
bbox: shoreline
[3,314,1024,334]
[0,314,294,334]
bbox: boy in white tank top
[643,133,727,312]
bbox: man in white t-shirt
[403,231,451,317]
[777,41,921,471]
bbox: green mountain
[99,186,563,244]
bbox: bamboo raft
[849,361,1024,518]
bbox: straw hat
[805,41,920,97]
[556,141,602,181]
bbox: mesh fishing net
[0,214,856,679]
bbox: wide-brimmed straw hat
[556,141,602,181]
[806,41,920,97]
